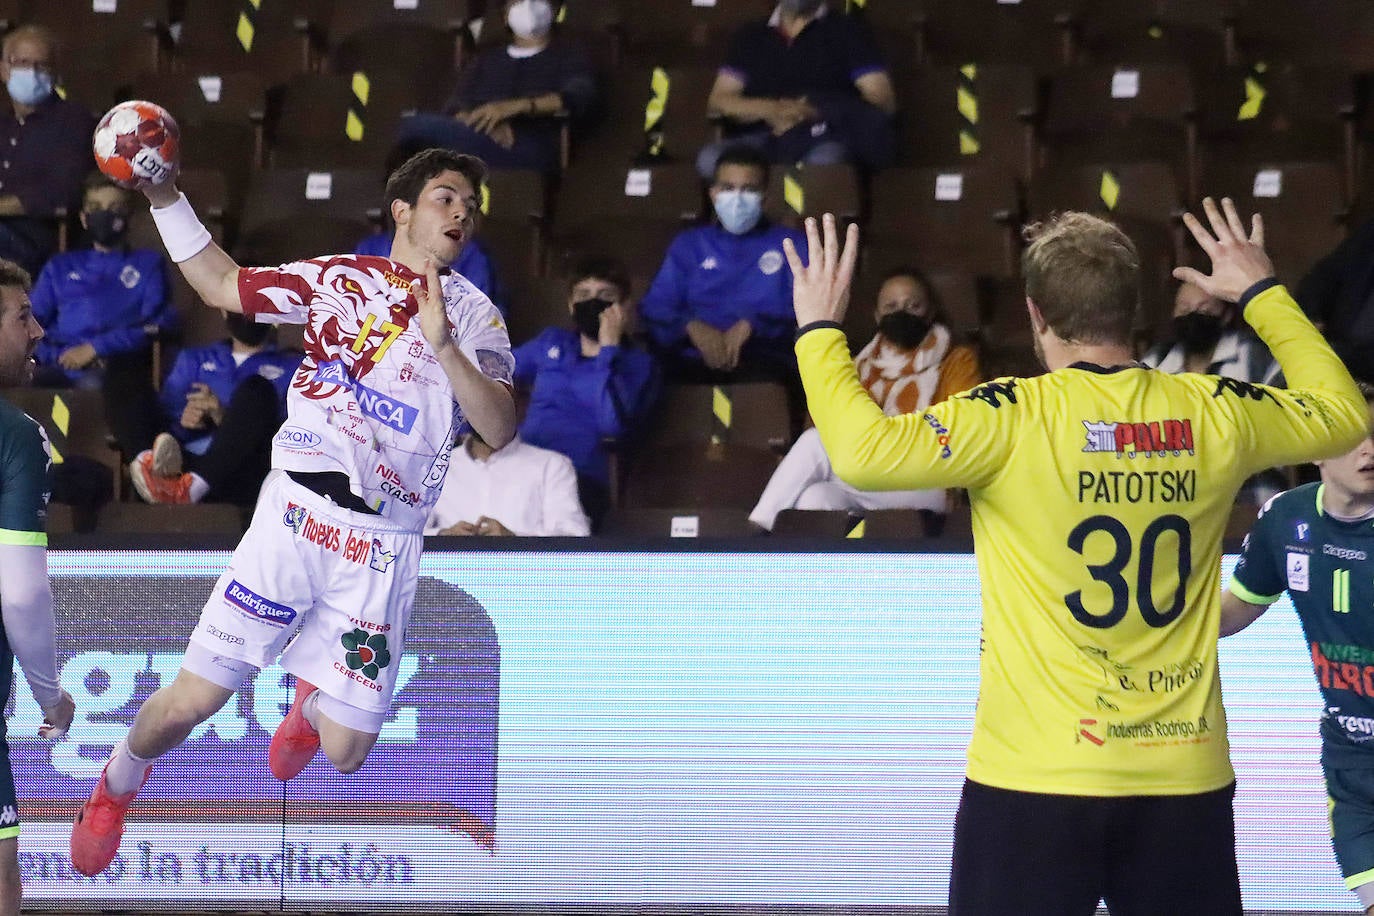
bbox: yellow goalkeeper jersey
[797,284,1367,796]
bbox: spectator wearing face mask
[696,0,897,179]
[1143,280,1284,505]
[513,257,660,527]
[127,311,303,508]
[29,173,177,459]
[0,25,98,277]
[640,145,805,384]
[392,0,598,173]
[750,266,982,531]
[424,431,590,537]
[1142,280,1279,383]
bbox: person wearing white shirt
[425,432,590,536]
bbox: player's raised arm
[92,102,244,314]
[1175,197,1366,468]
[786,214,1011,492]
[140,180,244,314]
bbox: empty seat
[172,0,321,84]
[891,63,1039,179]
[321,1,468,106]
[1197,160,1349,284]
[771,508,858,538]
[767,164,861,227]
[234,167,379,265]
[909,0,1074,68]
[97,501,246,535]
[598,506,757,538]
[27,0,168,75]
[640,382,792,454]
[1066,0,1230,68]
[1038,63,1196,194]
[620,443,779,510]
[867,165,1021,278]
[476,168,547,319]
[618,0,773,66]
[578,63,719,167]
[1230,0,1374,70]
[550,160,702,294]
[1195,64,1358,198]
[269,71,418,170]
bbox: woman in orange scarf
[750,266,982,530]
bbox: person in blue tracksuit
[131,312,302,508]
[29,174,177,458]
[639,144,805,386]
[513,256,660,527]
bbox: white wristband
[150,192,213,263]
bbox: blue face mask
[713,189,763,235]
[6,67,53,107]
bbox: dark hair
[570,256,631,301]
[879,264,947,326]
[0,258,32,294]
[384,148,487,208]
[1358,380,1374,404]
[713,144,770,183]
[1021,212,1139,345]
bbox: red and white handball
[92,100,180,188]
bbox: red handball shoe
[269,678,321,781]
[129,450,193,505]
[70,764,147,877]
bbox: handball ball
[92,101,180,188]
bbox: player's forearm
[436,347,516,448]
[146,188,244,314]
[0,544,62,708]
[797,326,948,491]
[1219,589,1269,637]
[1244,281,1365,449]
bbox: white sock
[104,738,154,796]
[301,690,321,731]
[188,473,210,503]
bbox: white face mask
[507,0,554,40]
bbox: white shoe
[150,432,182,477]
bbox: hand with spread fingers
[783,213,860,328]
[1172,196,1275,304]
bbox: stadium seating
[234,167,378,265]
[598,506,757,538]
[2,388,122,500]
[4,0,1362,533]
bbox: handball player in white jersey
[70,148,516,877]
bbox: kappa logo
[1082,418,1194,458]
[369,538,396,573]
[0,805,16,826]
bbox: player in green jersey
[0,257,75,914]
[1225,382,1374,913]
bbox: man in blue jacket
[639,145,804,386]
[130,311,301,508]
[30,174,177,458]
[514,257,659,527]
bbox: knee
[323,741,373,775]
[158,686,228,729]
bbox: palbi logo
[343,629,392,680]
